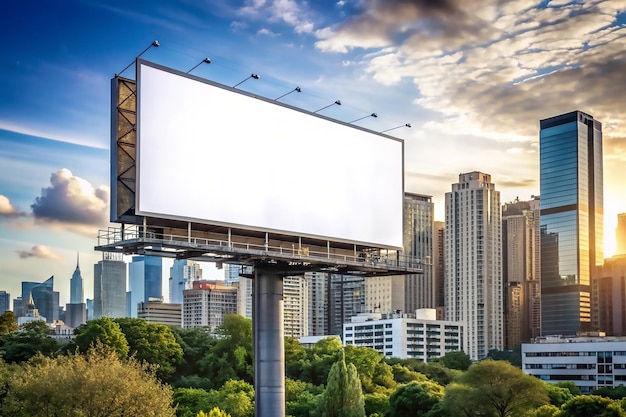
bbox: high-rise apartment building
[592,255,626,336]
[434,221,445,309]
[128,255,163,317]
[94,253,127,318]
[182,280,237,330]
[284,275,309,338]
[540,111,603,336]
[0,291,9,313]
[502,196,541,348]
[169,259,202,304]
[307,272,328,335]
[404,193,435,310]
[445,171,503,360]
[617,213,626,256]
[328,274,365,336]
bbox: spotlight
[187,57,211,73]
[234,73,260,88]
[275,86,302,101]
[380,123,411,133]
[117,40,160,77]
[349,113,378,124]
[314,100,341,113]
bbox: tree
[171,327,216,388]
[0,311,18,334]
[204,379,255,417]
[387,380,445,417]
[530,404,561,417]
[199,314,253,388]
[173,387,212,417]
[302,337,343,386]
[2,347,176,417]
[431,351,472,371]
[206,409,232,417]
[560,395,626,417]
[114,317,183,380]
[320,349,365,417]
[594,385,626,400]
[543,381,574,406]
[442,360,549,417]
[0,320,60,363]
[72,317,129,359]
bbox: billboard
[136,60,404,249]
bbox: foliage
[364,392,389,417]
[386,380,445,417]
[560,395,626,417]
[198,314,253,389]
[442,359,548,417]
[555,382,582,396]
[0,320,60,363]
[0,311,18,334]
[1,346,175,417]
[206,408,232,417]
[386,357,458,386]
[73,316,129,359]
[174,387,212,417]
[390,363,427,384]
[294,337,343,386]
[205,379,255,417]
[486,348,522,368]
[530,404,562,417]
[286,377,324,417]
[285,336,308,378]
[431,351,472,371]
[114,317,184,380]
[171,327,216,389]
[320,349,365,417]
[594,385,626,400]
[543,381,574,406]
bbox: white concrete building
[182,280,237,330]
[522,335,626,393]
[343,309,464,361]
[445,171,503,360]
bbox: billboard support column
[253,265,285,417]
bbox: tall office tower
[328,274,365,336]
[94,253,127,318]
[29,276,59,323]
[404,193,435,310]
[70,253,84,304]
[364,275,405,314]
[283,275,309,338]
[540,111,603,336]
[169,259,202,304]
[592,255,626,336]
[236,276,253,319]
[433,221,445,308]
[86,298,94,321]
[182,280,237,330]
[0,291,9,312]
[502,196,541,348]
[445,171,503,360]
[617,213,626,256]
[224,263,241,286]
[128,255,163,317]
[307,272,329,335]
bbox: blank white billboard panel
[136,61,403,248]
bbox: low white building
[343,309,464,361]
[522,335,626,393]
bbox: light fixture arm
[349,113,378,123]
[313,100,342,113]
[234,73,260,88]
[275,86,302,101]
[187,58,211,74]
[117,40,160,77]
[380,123,411,133]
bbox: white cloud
[16,245,61,261]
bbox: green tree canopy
[543,381,574,407]
[73,317,129,359]
[443,359,548,417]
[2,347,176,417]
[198,314,253,389]
[387,380,445,417]
[431,351,472,371]
[114,317,183,380]
[320,349,365,417]
[0,320,59,363]
[173,387,212,417]
[561,395,626,417]
[206,408,232,417]
[0,311,18,334]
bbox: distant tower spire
[70,252,84,304]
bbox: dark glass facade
[540,110,603,336]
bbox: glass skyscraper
[540,110,603,336]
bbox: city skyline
[1,2,626,306]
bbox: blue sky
[1,0,625,308]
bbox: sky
[1,0,625,308]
